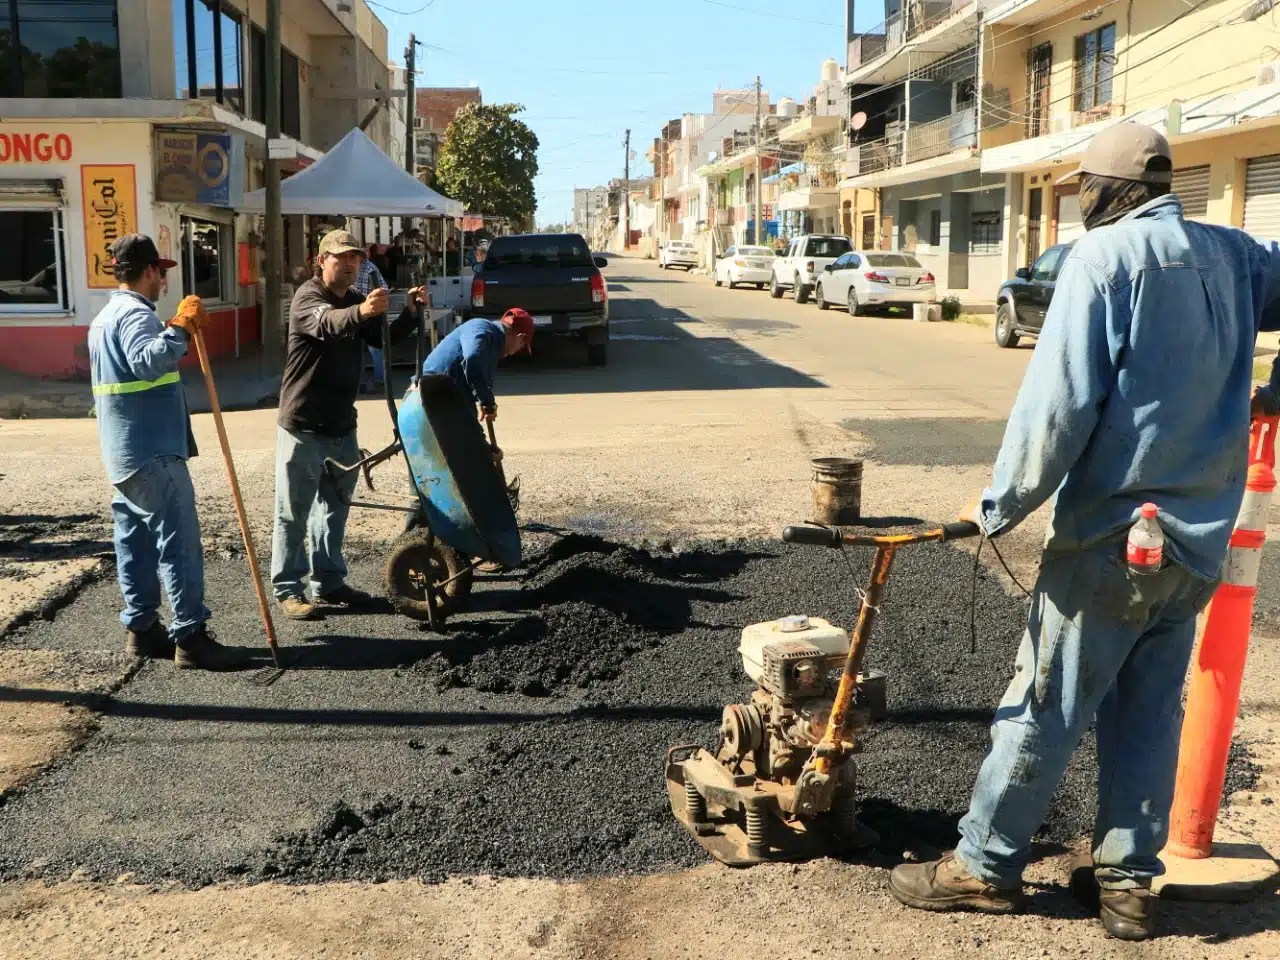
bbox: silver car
[713,245,775,289]
[813,251,937,316]
[659,240,698,271]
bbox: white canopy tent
[240,127,463,217]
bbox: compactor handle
[940,521,981,541]
[782,525,843,547]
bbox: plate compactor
[665,519,980,866]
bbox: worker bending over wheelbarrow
[421,307,533,572]
[889,122,1280,940]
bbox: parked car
[813,251,936,316]
[469,233,611,366]
[713,244,775,289]
[994,242,1073,348]
[659,240,698,271]
[770,235,853,303]
[0,264,57,304]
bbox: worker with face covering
[889,123,1280,941]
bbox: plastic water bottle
[1126,502,1164,575]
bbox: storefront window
[2,0,121,98]
[181,215,229,302]
[0,209,69,313]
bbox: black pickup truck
[468,233,611,365]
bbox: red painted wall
[0,306,261,381]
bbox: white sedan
[813,251,936,316]
[713,245,776,290]
[659,240,699,270]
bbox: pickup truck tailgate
[478,235,599,314]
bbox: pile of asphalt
[0,532,1253,887]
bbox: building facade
[0,0,392,378]
[412,86,482,184]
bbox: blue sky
[365,0,884,226]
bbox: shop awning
[240,127,463,217]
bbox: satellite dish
[851,111,868,132]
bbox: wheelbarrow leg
[422,529,443,632]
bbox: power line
[365,0,436,14]
[694,0,841,28]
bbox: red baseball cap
[502,308,535,354]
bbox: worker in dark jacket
[271,229,427,622]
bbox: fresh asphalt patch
[0,531,1255,887]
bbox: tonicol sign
[0,131,74,163]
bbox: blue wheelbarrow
[324,313,521,628]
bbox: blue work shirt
[980,194,1280,579]
[89,289,196,485]
[422,318,505,410]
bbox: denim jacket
[980,194,1280,579]
[89,290,197,484]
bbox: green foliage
[939,295,963,322]
[437,104,540,231]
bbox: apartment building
[841,0,1010,299]
[413,86,482,184]
[980,0,1280,274]
[0,0,392,378]
[775,60,849,239]
[573,186,609,236]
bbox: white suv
[659,240,698,271]
[770,235,853,303]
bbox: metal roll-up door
[0,178,63,208]
[1244,155,1280,240]
[1173,165,1210,221]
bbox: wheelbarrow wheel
[382,530,474,623]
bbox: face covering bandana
[1078,173,1162,231]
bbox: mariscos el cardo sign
[0,130,74,163]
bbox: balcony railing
[847,0,971,70]
[845,109,977,177]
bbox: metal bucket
[811,457,863,526]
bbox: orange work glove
[168,295,208,336]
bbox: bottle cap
[1140,502,1158,519]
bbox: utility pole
[623,128,631,251]
[404,34,416,175]
[263,0,282,357]
[747,75,757,248]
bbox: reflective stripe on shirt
[92,371,181,396]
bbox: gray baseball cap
[1057,122,1173,185]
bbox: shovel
[191,327,285,684]
[487,419,520,514]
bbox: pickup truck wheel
[816,282,830,310]
[587,342,608,366]
[770,277,784,299]
[793,276,809,304]
[995,301,1021,348]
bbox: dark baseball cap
[1057,122,1173,186]
[110,233,177,270]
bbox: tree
[436,103,539,231]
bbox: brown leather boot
[889,853,1023,914]
[125,620,175,659]
[1099,887,1156,941]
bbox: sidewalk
[0,350,282,420]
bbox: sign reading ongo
[0,132,74,163]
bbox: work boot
[279,596,322,621]
[313,584,375,608]
[125,620,175,659]
[1099,887,1156,941]
[174,626,253,671]
[889,853,1023,914]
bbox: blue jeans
[110,455,210,641]
[956,546,1217,890]
[368,345,384,383]
[270,427,359,600]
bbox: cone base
[1155,843,1279,902]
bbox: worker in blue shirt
[889,124,1280,940]
[422,308,534,426]
[88,234,250,671]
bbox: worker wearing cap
[89,234,249,671]
[890,123,1280,940]
[421,308,534,425]
[272,229,428,622]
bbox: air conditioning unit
[413,117,424,129]
[1258,60,1280,86]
